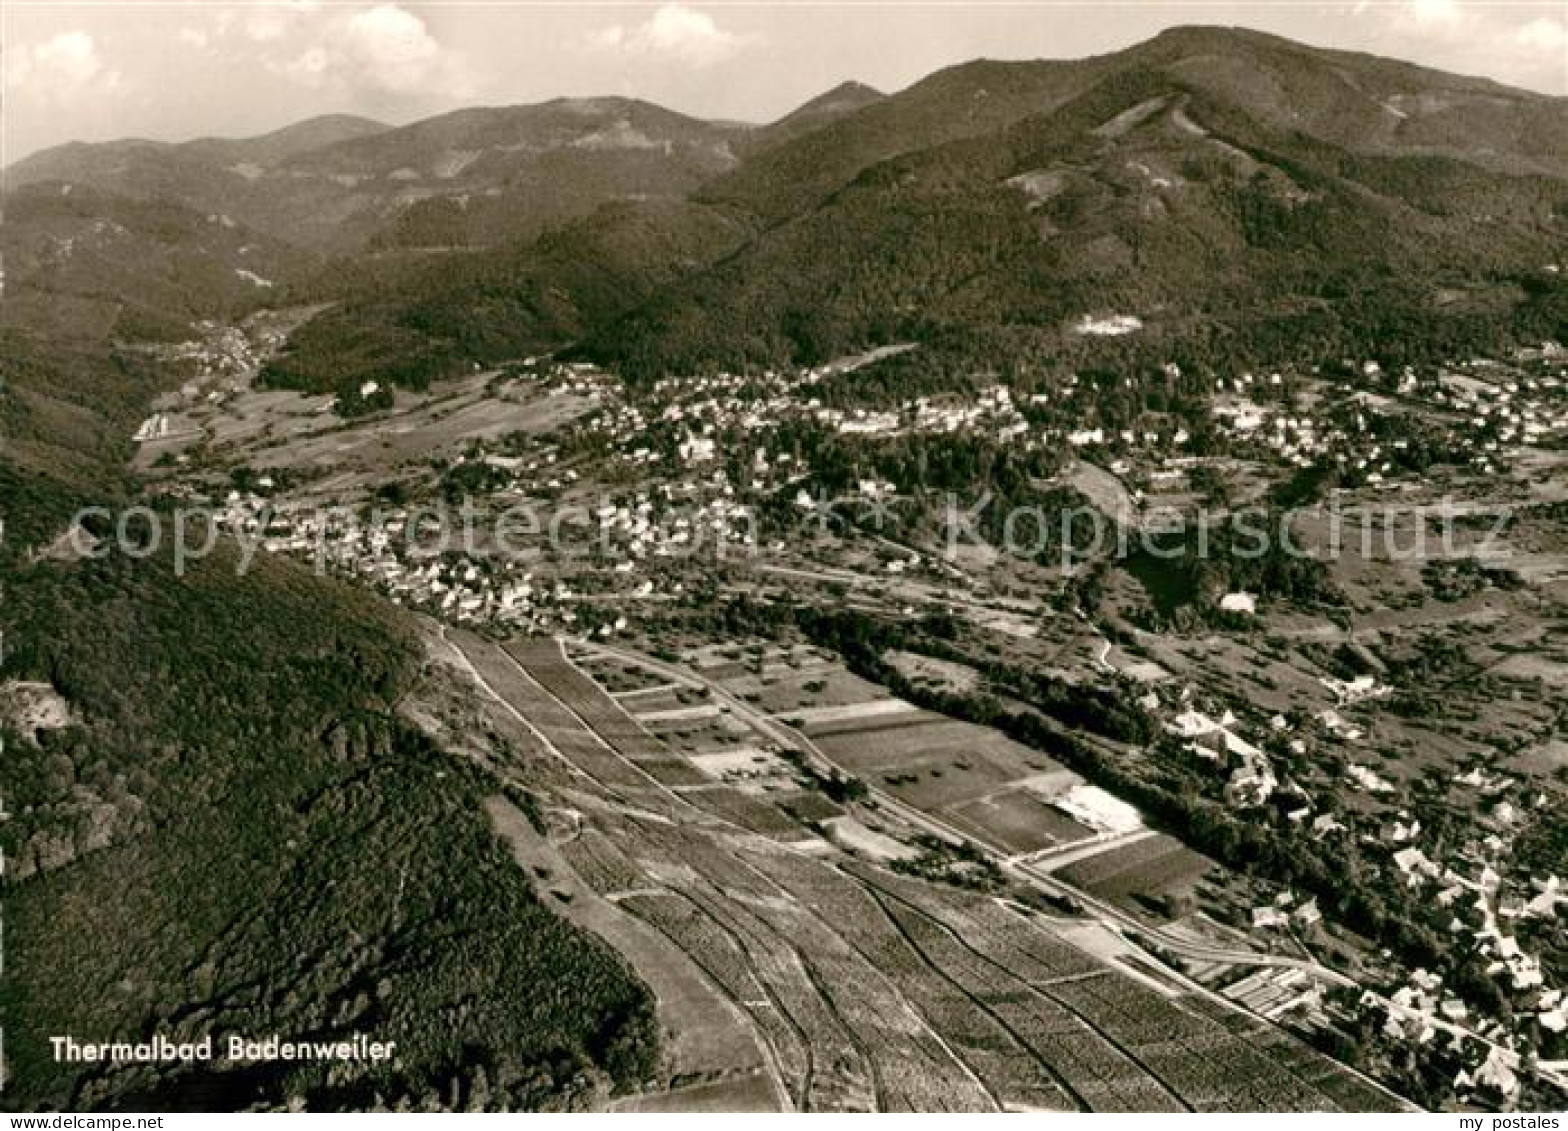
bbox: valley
[2,19,1566,1114]
[111,302,1568,1111]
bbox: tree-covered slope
[250,27,1568,395]
[0,470,657,1111]
[585,68,1568,380]
[0,154,666,1113]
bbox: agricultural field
[142,355,600,514]
[1056,834,1216,913]
[483,795,771,1096]
[943,788,1097,856]
[744,670,892,718]
[437,630,1412,1112]
[885,650,984,695]
[635,696,759,758]
[808,714,1070,809]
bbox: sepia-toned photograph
[1,0,1565,1116]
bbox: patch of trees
[1421,558,1526,603]
[780,747,869,804]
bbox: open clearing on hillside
[173,369,597,494]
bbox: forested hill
[0,141,662,1120]
[226,24,1568,394]
[586,64,1568,382]
[0,466,657,1109]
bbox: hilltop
[223,25,1568,392]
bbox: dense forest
[237,60,1568,406]
[0,470,658,1111]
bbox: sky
[3,0,1566,161]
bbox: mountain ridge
[234,26,1568,391]
[2,82,875,254]
[8,25,1567,399]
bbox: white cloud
[1376,2,1567,92]
[33,31,102,85]
[177,27,211,51]
[5,30,123,99]
[274,4,472,98]
[287,45,333,84]
[246,13,288,43]
[341,4,444,91]
[1516,17,1567,54]
[589,4,757,68]
[1402,0,1464,29]
[243,1,321,44]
